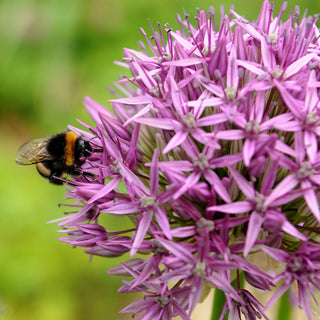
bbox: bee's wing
[16,137,55,165]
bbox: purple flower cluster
[56,1,320,319]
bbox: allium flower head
[56,1,320,319]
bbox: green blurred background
[1,1,319,319]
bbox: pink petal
[208,201,252,214]
[163,131,188,154]
[243,139,256,167]
[264,174,298,207]
[88,177,121,203]
[228,165,255,199]
[131,212,153,256]
[244,211,263,257]
[302,180,320,222]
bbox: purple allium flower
[55,1,320,319]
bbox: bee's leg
[69,168,96,178]
[49,174,65,185]
[82,171,96,178]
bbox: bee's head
[75,137,92,163]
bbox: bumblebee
[16,130,92,184]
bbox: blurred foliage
[1,0,320,319]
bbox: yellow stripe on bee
[65,131,77,166]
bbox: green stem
[276,290,292,320]
[211,288,227,320]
